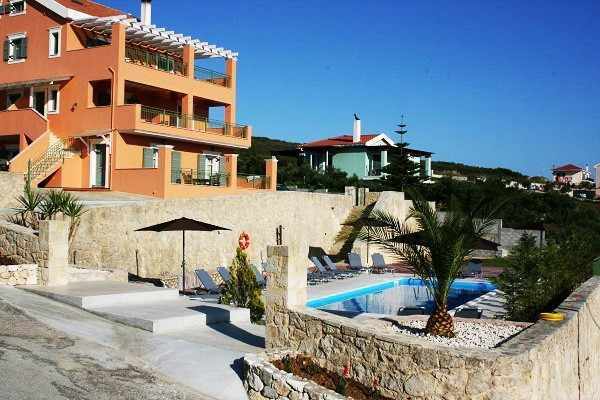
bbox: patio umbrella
[136,217,230,292]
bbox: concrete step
[88,298,251,333]
[23,281,180,309]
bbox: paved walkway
[0,286,264,400]
[0,293,208,400]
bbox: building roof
[302,134,380,148]
[552,164,583,173]
[300,134,433,156]
[35,0,238,59]
[73,14,238,59]
[53,0,124,17]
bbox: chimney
[353,113,361,143]
[141,0,152,25]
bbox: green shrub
[494,234,594,322]
[220,248,265,323]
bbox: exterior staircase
[27,136,75,185]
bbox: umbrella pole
[182,230,186,293]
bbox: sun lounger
[194,269,222,294]
[454,307,483,319]
[371,253,394,273]
[322,255,357,277]
[348,252,368,273]
[217,266,232,284]
[397,306,427,316]
[311,256,345,279]
[250,264,267,288]
[463,260,483,278]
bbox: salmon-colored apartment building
[0,0,276,198]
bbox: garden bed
[243,351,392,400]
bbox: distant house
[284,116,433,180]
[552,164,587,186]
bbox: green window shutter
[3,40,9,62]
[0,5,4,15]
[197,154,207,180]
[143,148,154,168]
[171,151,181,183]
[19,37,27,59]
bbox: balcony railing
[237,173,270,190]
[140,106,248,139]
[194,66,231,87]
[125,46,187,76]
[171,168,229,186]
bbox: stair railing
[27,138,75,182]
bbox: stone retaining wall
[0,171,24,209]
[0,221,46,266]
[70,191,355,287]
[263,244,600,400]
[244,350,345,400]
[0,264,38,285]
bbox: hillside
[238,136,529,179]
[431,161,526,180]
[237,136,299,174]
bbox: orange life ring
[238,232,251,250]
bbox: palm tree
[355,191,499,337]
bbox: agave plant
[62,192,86,242]
[12,183,44,229]
[355,191,499,337]
[39,190,68,220]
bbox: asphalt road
[0,299,208,400]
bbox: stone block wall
[0,264,38,285]
[0,171,24,209]
[0,221,46,266]
[263,243,600,400]
[244,350,345,400]
[69,191,355,287]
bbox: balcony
[171,168,229,186]
[140,106,248,139]
[125,46,187,76]
[194,66,231,87]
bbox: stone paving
[0,296,209,400]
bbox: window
[2,0,25,15]
[47,87,59,114]
[3,33,27,63]
[48,27,61,58]
[5,90,22,109]
[143,147,159,168]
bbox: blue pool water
[306,278,496,315]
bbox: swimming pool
[306,278,496,315]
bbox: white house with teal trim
[287,116,433,180]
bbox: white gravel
[391,320,526,349]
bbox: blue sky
[103,0,600,177]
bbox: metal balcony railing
[140,106,248,139]
[194,66,231,87]
[125,46,187,76]
[171,168,228,186]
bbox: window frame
[46,85,60,115]
[6,32,26,64]
[48,27,61,58]
[7,0,26,16]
